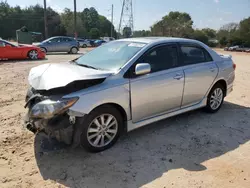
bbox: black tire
[80,105,123,152]
[70,47,78,54]
[40,47,47,53]
[205,83,225,113]
[28,50,38,60]
[82,44,87,48]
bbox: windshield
[75,41,146,71]
[2,40,17,47]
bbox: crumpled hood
[28,62,113,90]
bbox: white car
[77,39,92,48]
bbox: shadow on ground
[0,58,47,64]
[46,52,85,55]
[34,101,250,188]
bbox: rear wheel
[80,105,123,152]
[82,44,87,48]
[70,47,78,54]
[205,83,225,113]
[28,50,38,60]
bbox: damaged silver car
[24,37,235,152]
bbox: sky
[6,0,250,31]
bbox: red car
[0,39,45,60]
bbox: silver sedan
[25,37,235,152]
[37,36,79,54]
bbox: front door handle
[173,74,183,80]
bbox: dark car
[37,36,79,54]
[94,40,107,47]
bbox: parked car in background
[101,37,115,42]
[228,45,239,51]
[235,45,249,52]
[77,38,92,48]
[224,47,229,51]
[37,36,79,54]
[24,37,235,152]
[94,39,106,47]
[0,39,45,60]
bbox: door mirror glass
[135,63,151,75]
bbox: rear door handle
[173,74,183,80]
[209,67,216,72]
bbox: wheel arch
[90,103,128,122]
[207,79,227,97]
[214,79,227,95]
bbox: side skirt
[127,98,207,132]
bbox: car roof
[118,37,201,44]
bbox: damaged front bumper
[24,88,85,146]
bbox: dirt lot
[0,49,249,188]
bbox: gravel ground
[0,49,249,188]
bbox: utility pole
[111,4,114,38]
[43,0,48,39]
[74,0,77,38]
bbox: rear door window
[180,44,213,65]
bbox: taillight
[233,63,236,70]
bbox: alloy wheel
[29,50,38,59]
[87,114,118,147]
[210,88,223,110]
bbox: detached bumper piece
[24,113,74,145]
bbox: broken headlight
[30,97,78,119]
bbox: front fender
[68,83,131,120]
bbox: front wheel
[80,105,123,152]
[205,83,225,113]
[28,50,38,60]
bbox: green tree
[191,30,209,44]
[89,28,100,39]
[133,30,151,37]
[151,11,193,37]
[123,27,132,38]
[238,17,250,46]
[61,8,86,37]
[201,28,216,39]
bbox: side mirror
[135,63,151,75]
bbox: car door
[58,37,70,52]
[45,38,59,52]
[1,42,23,59]
[0,41,6,59]
[129,44,184,123]
[179,43,218,108]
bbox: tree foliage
[134,11,250,47]
[151,11,193,38]
[0,1,116,40]
[123,27,132,38]
[133,30,151,37]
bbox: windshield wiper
[75,63,98,70]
